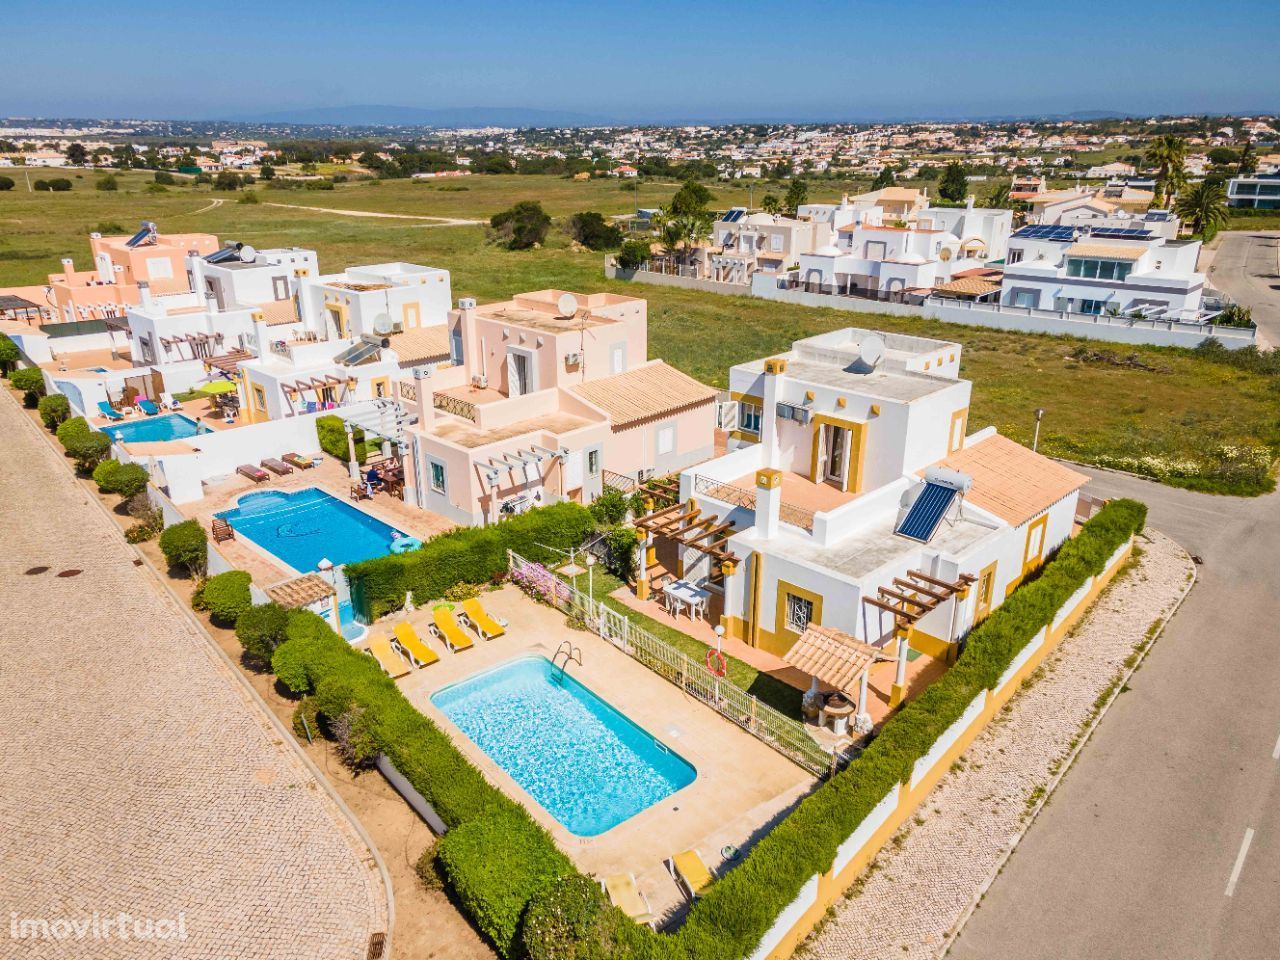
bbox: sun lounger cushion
[237,464,268,482]
[367,634,410,679]
[604,874,654,925]
[282,452,314,469]
[261,458,293,476]
[137,398,160,415]
[673,850,713,897]
[431,606,474,652]
[97,401,124,421]
[393,622,439,667]
[461,597,506,639]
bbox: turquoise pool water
[104,413,203,444]
[215,487,406,572]
[432,656,697,836]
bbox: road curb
[939,531,1198,958]
[3,387,397,959]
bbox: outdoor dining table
[664,579,711,621]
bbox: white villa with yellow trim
[661,328,1087,726]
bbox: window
[1067,258,1132,282]
[252,385,266,409]
[429,461,446,493]
[770,233,784,252]
[1013,289,1039,309]
[1008,248,1024,265]
[785,593,814,633]
[373,380,387,399]
[587,449,600,477]
[271,276,289,300]
[145,256,173,280]
[657,424,675,456]
[739,401,762,434]
[1078,299,1106,315]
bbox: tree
[95,175,118,191]
[1144,134,1188,205]
[1238,140,1257,175]
[616,239,652,270]
[9,367,45,406]
[1207,146,1239,167]
[939,161,969,202]
[1175,180,1229,238]
[0,176,14,191]
[489,200,551,250]
[213,171,242,191]
[782,178,809,217]
[985,181,1012,209]
[0,335,19,373]
[667,178,713,217]
[236,602,290,660]
[64,142,88,166]
[872,167,895,190]
[565,211,623,250]
[258,163,276,181]
[761,194,781,215]
[37,394,70,429]
[153,170,175,185]
[158,519,207,576]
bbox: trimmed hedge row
[269,609,573,955]
[272,497,1144,960]
[346,501,597,620]
[316,414,370,465]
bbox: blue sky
[5,0,1278,122]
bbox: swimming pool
[432,656,697,836]
[104,413,203,444]
[215,487,407,572]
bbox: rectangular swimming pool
[103,413,203,444]
[432,655,697,836]
[215,487,407,572]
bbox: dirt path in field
[262,202,482,225]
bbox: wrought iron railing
[398,380,417,403]
[691,474,816,532]
[509,551,830,777]
[433,392,477,422]
[601,469,637,494]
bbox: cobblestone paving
[803,532,1193,960]
[0,393,387,959]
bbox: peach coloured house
[397,290,717,525]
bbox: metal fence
[692,473,816,532]
[508,550,831,777]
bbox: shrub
[92,459,149,499]
[292,697,322,740]
[95,175,118,191]
[415,844,444,890]
[600,524,639,581]
[237,190,260,204]
[0,335,20,373]
[0,175,14,191]
[346,501,597,619]
[153,170,176,185]
[144,182,168,194]
[194,570,252,626]
[443,581,482,602]
[9,366,46,406]
[213,171,242,191]
[521,874,630,960]
[588,487,630,525]
[616,238,652,270]
[332,705,379,770]
[436,809,573,956]
[37,393,70,429]
[566,211,623,250]
[55,416,110,472]
[489,200,551,250]
[316,414,369,464]
[235,601,290,659]
[158,519,207,576]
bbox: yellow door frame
[809,414,867,493]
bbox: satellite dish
[372,312,394,335]
[858,334,885,369]
[556,292,578,317]
[238,244,257,263]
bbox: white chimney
[137,281,155,310]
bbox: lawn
[1,172,1277,494]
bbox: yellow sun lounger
[669,849,714,900]
[367,633,410,679]
[602,873,655,927]
[460,597,506,640]
[393,622,439,668]
[430,606,474,652]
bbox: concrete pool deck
[388,585,816,923]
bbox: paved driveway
[949,468,1280,960]
[0,392,388,959]
[1208,230,1280,345]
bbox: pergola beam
[893,577,949,602]
[878,587,934,610]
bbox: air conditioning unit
[637,468,655,482]
[564,351,582,366]
[471,374,488,389]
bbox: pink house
[398,289,717,525]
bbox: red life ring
[706,648,728,677]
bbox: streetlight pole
[1032,408,1045,452]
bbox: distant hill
[235,104,618,128]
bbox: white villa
[1000,224,1207,320]
[637,328,1088,727]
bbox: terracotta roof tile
[934,433,1089,526]
[782,624,891,694]
[386,325,451,367]
[571,361,716,429]
[266,573,336,609]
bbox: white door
[610,343,625,374]
[564,450,584,491]
[506,351,530,396]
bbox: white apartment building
[703,210,832,283]
[1000,224,1206,320]
[1226,174,1280,209]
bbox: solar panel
[1011,224,1075,242]
[896,482,958,543]
[1143,211,1171,222]
[721,208,745,223]
[1090,228,1152,240]
[204,246,241,264]
[124,221,156,248]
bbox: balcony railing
[433,393,477,422]
[398,380,417,403]
[692,474,815,532]
[601,469,638,494]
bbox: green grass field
[2,171,1276,494]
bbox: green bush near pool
[193,570,252,626]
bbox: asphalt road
[949,467,1280,960]
[1208,230,1280,345]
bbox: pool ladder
[552,639,582,677]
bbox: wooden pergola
[783,623,895,725]
[634,500,739,565]
[0,295,43,325]
[861,569,976,627]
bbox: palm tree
[1175,181,1230,237]
[985,182,1011,209]
[1145,134,1188,206]
[676,210,713,268]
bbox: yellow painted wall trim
[771,579,824,656]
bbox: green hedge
[193,570,253,626]
[346,501,597,620]
[316,414,370,465]
[158,519,208,576]
[9,366,45,406]
[271,497,1144,960]
[55,416,111,472]
[38,393,71,429]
